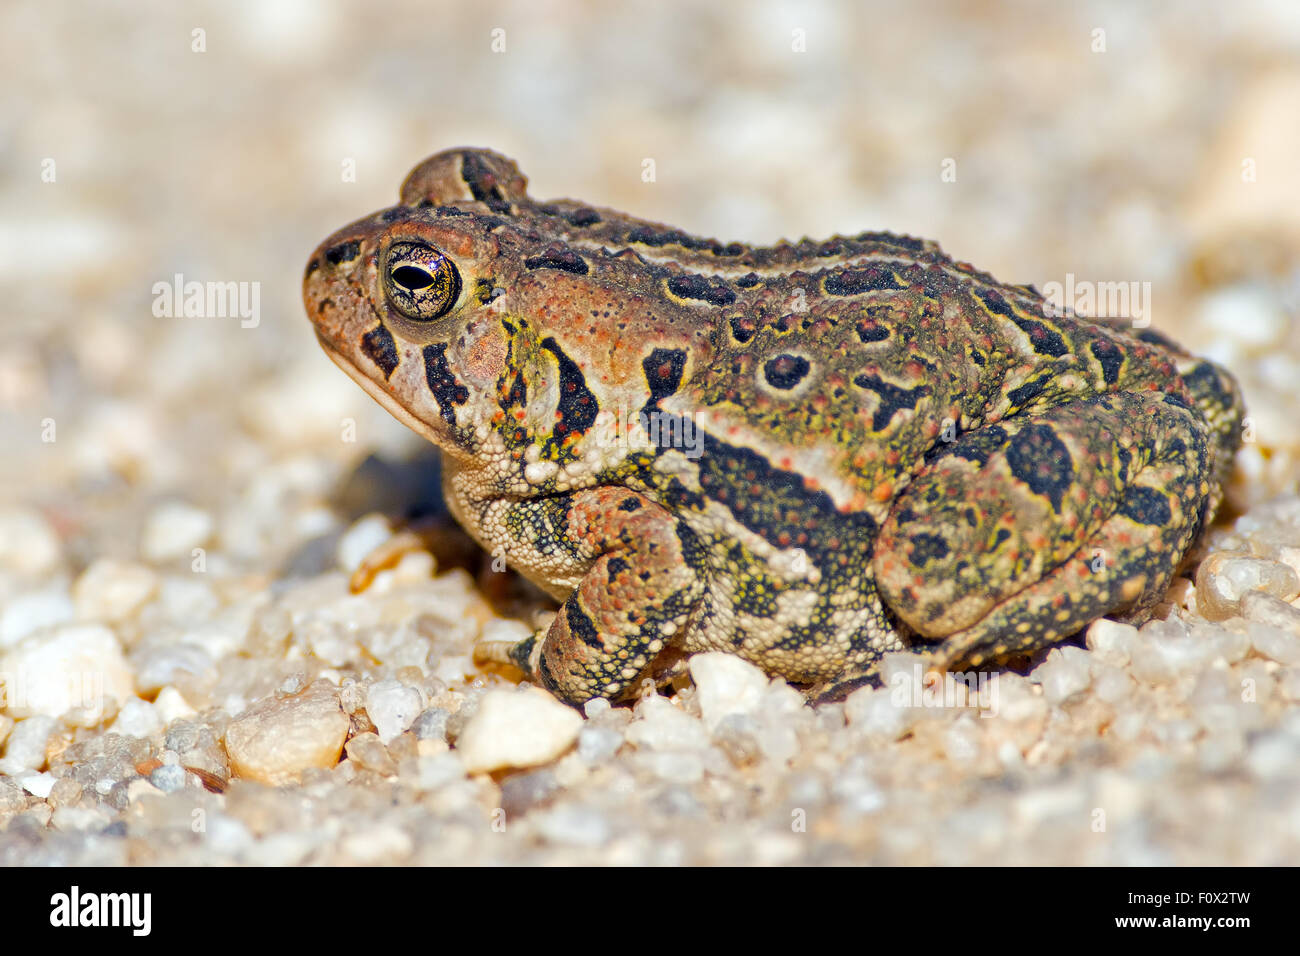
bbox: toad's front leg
[474,487,706,707]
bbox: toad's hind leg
[872,390,1213,671]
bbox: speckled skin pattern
[304,148,1244,707]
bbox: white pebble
[50,805,114,832]
[18,771,56,799]
[128,642,214,697]
[943,715,983,763]
[225,681,350,785]
[1241,591,1300,635]
[1196,553,1300,621]
[0,585,74,648]
[72,559,158,623]
[1035,646,1092,705]
[1129,618,1214,683]
[242,832,317,866]
[843,685,917,741]
[0,715,57,774]
[754,721,799,765]
[641,749,705,784]
[366,678,423,744]
[535,805,611,846]
[1091,664,1137,705]
[1246,730,1300,781]
[1249,623,1300,666]
[206,814,254,853]
[456,686,583,773]
[110,696,163,739]
[832,773,885,815]
[577,725,623,763]
[0,508,63,576]
[625,696,709,751]
[689,652,768,731]
[126,778,163,803]
[341,824,413,864]
[414,751,465,790]
[335,514,394,573]
[0,623,134,725]
[140,501,214,563]
[1279,667,1300,701]
[1085,618,1138,667]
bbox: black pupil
[392,264,434,291]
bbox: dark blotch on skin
[324,240,361,266]
[852,373,931,431]
[360,323,400,379]
[667,274,737,306]
[763,354,811,390]
[824,266,904,295]
[423,343,471,426]
[908,532,950,565]
[980,291,1069,357]
[541,337,599,442]
[525,248,589,275]
[1090,338,1125,385]
[539,204,601,227]
[627,225,727,254]
[1005,423,1074,512]
[500,370,527,410]
[1011,316,1070,357]
[566,601,605,650]
[1181,361,1230,404]
[729,314,757,343]
[695,435,877,561]
[642,348,688,404]
[1120,486,1173,527]
[949,424,1010,466]
[975,289,1015,318]
[1006,376,1050,410]
[607,556,630,583]
[855,319,890,343]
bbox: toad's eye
[382,240,461,321]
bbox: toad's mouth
[314,332,469,461]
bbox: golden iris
[382,240,461,321]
